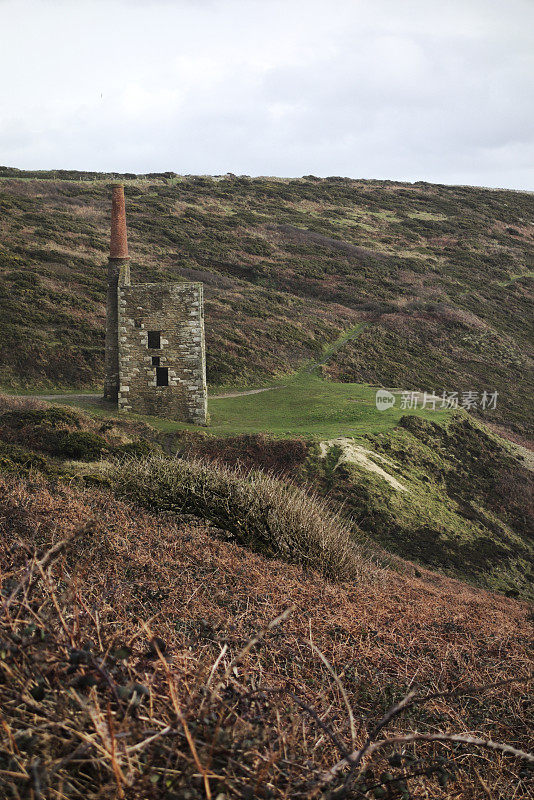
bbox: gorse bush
[0,440,53,476]
[56,430,107,460]
[0,406,81,429]
[0,405,161,466]
[111,454,370,582]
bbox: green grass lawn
[29,372,451,440]
[206,373,452,438]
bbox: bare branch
[321,732,534,786]
[5,520,95,608]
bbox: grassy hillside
[1,472,532,799]
[168,411,534,600]
[0,167,532,439]
[1,396,531,599]
[1,168,532,800]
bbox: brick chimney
[110,184,129,259]
[104,184,130,401]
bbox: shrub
[57,431,107,461]
[0,406,82,430]
[0,441,53,476]
[188,433,310,474]
[113,440,155,459]
[110,454,370,582]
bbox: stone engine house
[104,185,208,425]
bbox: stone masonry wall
[104,259,130,401]
[104,259,120,401]
[117,282,207,425]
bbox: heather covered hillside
[0,168,532,439]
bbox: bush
[0,406,81,430]
[0,441,54,476]
[113,440,155,459]
[57,431,107,461]
[110,454,370,582]
[188,433,309,474]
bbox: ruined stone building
[104,185,208,424]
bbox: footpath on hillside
[13,321,372,406]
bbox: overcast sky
[1,0,533,188]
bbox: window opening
[148,331,161,349]
[156,367,169,386]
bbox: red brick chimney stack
[109,184,129,259]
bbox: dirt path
[36,393,103,402]
[24,386,281,403]
[210,387,281,400]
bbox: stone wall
[104,259,120,401]
[117,282,207,425]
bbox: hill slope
[0,472,532,799]
[1,398,531,599]
[0,168,532,439]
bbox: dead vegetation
[0,475,532,799]
[109,453,370,582]
[0,393,48,413]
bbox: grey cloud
[0,0,533,188]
